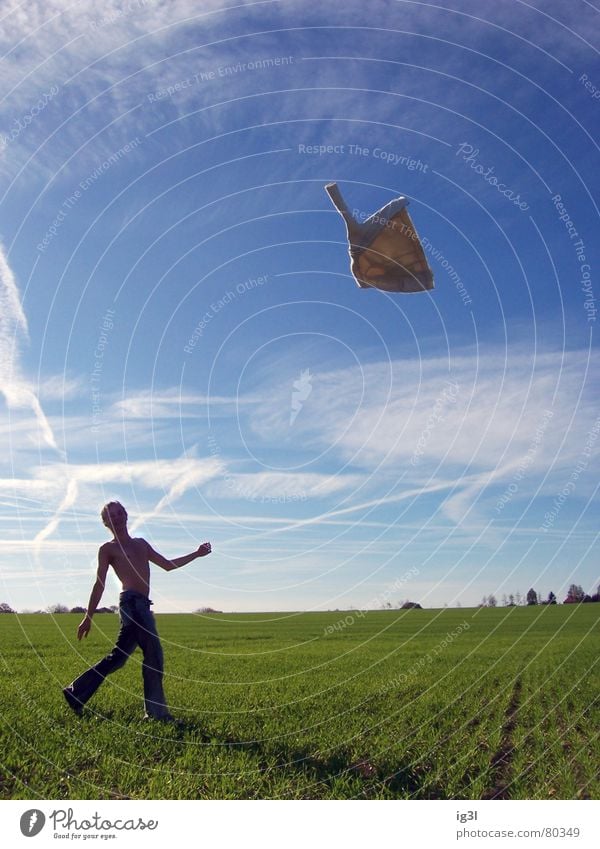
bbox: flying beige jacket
[325,183,434,293]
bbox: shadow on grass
[187,727,446,799]
[67,712,446,799]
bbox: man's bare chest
[109,539,148,570]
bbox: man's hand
[197,542,212,557]
[77,616,92,641]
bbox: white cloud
[6,454,223,543]
[3,344,596,541]
[205,469,364,501]
[237,345,597,525]
[0,0,499,186]
[34,455,223,490]
[0,477,60,499]
[248,347,595,469]
[0,0,306,178]
[112,388,249,419]
[1,0,593,189]
[37,374,85,400]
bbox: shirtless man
[63,501,211,721]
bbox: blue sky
[0,0,598,612]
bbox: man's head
[101,501,128,532]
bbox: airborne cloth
[325,183,434,293]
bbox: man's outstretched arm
[146,540,212,572]
[78,546,109,640]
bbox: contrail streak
[34,477,79,546]
[0,246,60,453]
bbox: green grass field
[0,606,598,800]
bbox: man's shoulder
[98,540,115,566]
[100,537,147,548]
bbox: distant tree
[194,607,222,614]
[401,601,422,609]
[70,606,86,614]
[47,603,69,614]
[488,594,497,608]
[526,588,538,606]
[501,594,508,607]
[547,591,557,605]
[95,607,116,614]
[456,601,462,608]
[582,594,593,603]
[109,605,118,613]
[508,594,516,607]
[480,595,488,608]
[515,591,522,607]
[0,602,16,613]
[564,584,585,604]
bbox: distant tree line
[0,603,117,614]
[2,586,599,615]
[479,584,600,608]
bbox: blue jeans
[66,590,169,717]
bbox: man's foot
[62,687,83,716]
[143,712,175,722]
